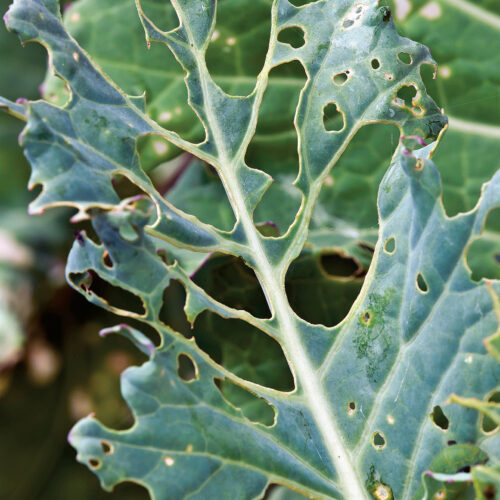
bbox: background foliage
[0,0,498,498]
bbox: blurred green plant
[0,0,498,498]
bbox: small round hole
[372,431,386,450]
[101,441,114,455]
[447,440,457,446]
[102,251,113,268]
[397,52,412,65]
[362,311,371,325]
[348,401,356,416]
[371,58,381,70]
[333,71,350,86]
[383,237,396,254]
[88,458,101,469]
[416,273,428,293]
[430,405,449,430]
[412,105,425,116]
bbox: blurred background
[0,0,498,498]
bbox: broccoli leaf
[2,0,499,499]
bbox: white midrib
[189,56,369,500]
[226,172,368,500]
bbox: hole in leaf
[88,458,101,469]
[111,481,150,498]
[320,252,361,278]
[383,237,396,254]
[102,250,113,269]
[164,162,236,232]
[481,391,500,434]
[111,173,145,200]
[430,405,449,430]
[397,52,412,65]
[159,280,192,336]
[467,208,500,281]
[315,123,399,241]
[191,255,271,319]
[214,378,276,426]
[372,431,386,449]
[322,102,345,132]
[348,401,356,416]
[101,441,113,455]
[286,253,363,327]
[277,26,305,48]
[371,58,381,70]
[382,7,391,22]
[159,266,294,392]
[333,71,351,86]
[362,311,371,325]
[69,271,146,316]
[194,313,294,391]
[247,60,306,234]
[396,85,417,107]
[177,353,197,382]
[205,1,271,95]
[416,273,429,293]
[289,0,319,5]
[447,440,457,446]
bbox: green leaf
[2,0,499,499]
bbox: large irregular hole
[111,173,145,200]
[69,271,146,316]
[165,162,236,232]
[322,102,345,132]
[205,0,271,95]
[247,60,306,233]
[467,208,500,281]
[481,391,500,434]
[430,405,450,430]
[320,252,361,278]
[313,123,399,255]
[277,26,305,48]
[191,255,271,319]
[286,253,363,327]
[416,272,429,293]
[214,378,276,426]
[160,279,192,335]
[177,353,198,382]
[160,274,293,391]
[396,85,417,108]
[194,314,294,391]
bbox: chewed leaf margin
[3,0,500,500]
